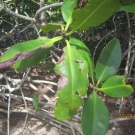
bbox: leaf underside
[54,45,88,120]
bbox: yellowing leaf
[98,75,134,98]
[54,42,88,120]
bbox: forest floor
[0,67,135,135]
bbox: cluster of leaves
[0,0,135,135]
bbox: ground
[0,67,135,135]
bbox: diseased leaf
[75,0,88,9]
[69,38,94,79]
[95,38,121,83]
[121,2,135,13]
[12,48,50,70]
[0,53,21,69]
[98,75,134,98]
[81,92,109,135]
[0,37,54,69]
[72,0,121,31]
[0,37,52,62]
[40,23,64,33]
[54,43,88,120]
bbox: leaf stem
[65,22,70,31]
[91,77,94,86]
[96,87,102,91]
[52,36,63,42]
[96,80,100,88]
[65,30,75,37]
[65,39,70,48]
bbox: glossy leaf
[95,38,121,83]
[61,0,77,24]
[98,75,134,98]
[81,92,109,135]
[72,0,121,31]
[69,38,94,79]
[121,2,135,13]
[40,23,64,33]
[54,43,88,120]
[0,37,54,69]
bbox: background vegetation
[0,0,135,135]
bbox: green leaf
[40,23,64,33]
[0,37,53,62]
[72,0,121,31]
[54,42,88,120]
[98,75,134,98]
[81,92,109,135]
[32,96,39,110]
[0,37,55,69]
[121,2,135,13]
[69,38,94,79]
[61,0,77,24]
[95,38,121,83]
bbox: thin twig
[32,79,57,86]
[128,50,135,78]
[35,2,63,20]
[3,73,15,135]
[0,4,35,22]
[109,116,135,124]
[124,12,132,80]
[0,24,18,41]
[70,122,76,135]
[0,93,55,108]
[50,50,60,60]
[40,0,46,25]
[93,30,115,61]
[29,83,54,105]
[31,0,39,5]
[119,12,133,113]
[19,69,31,134]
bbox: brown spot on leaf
[57,75,68,90]
[42,42,46,45]
[79,66,82,72]
[0,53,21,69]
[75,0,88,9]
[21,50,36,59]
[74,60,83,63]
[0,50,37,69]
[66,102,68,105]
[74,108,77,111]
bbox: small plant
[0,0,135,135]
[32,96,41,111]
